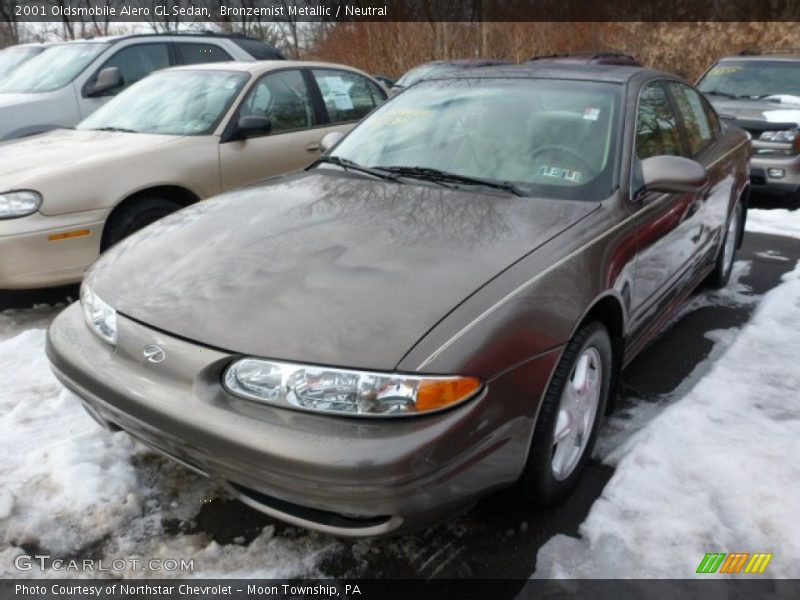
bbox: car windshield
[697,60,800,100]
[330,78,621,200]
[0,43,107,93]
[78,69,249,136]
[0,46,43,80]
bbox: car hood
[707,97,800,127]
[90,170,599,371]
[0,92,38,108]
[0,128,182,184]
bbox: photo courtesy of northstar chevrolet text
[0,0,799,596]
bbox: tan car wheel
[101,197,182,252]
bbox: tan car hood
[0,128,182,185]
[89,169,600,372]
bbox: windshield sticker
[539,165,583,182]
[583,107,601,121]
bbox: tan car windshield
[78,70,249,136]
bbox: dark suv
[697,52,800,201]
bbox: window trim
[81,41,173,98]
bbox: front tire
[518,321,612,506]
[101,196,182,252]
[708,200,743,289]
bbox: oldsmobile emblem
[143,344,166,364]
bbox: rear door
[308,67,387,143]
[218,68,325,189]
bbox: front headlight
[757,129,800,155]
[224,358,482,417]
[80,284,117,346]
[0,190,42,219]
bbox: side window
[312,69,383,124]
[668,82,714,157]
[239,70,315,134]
[176,43,233,65]
[101,43,170,94]
[635,81,683,160]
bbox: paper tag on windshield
[583,108,600,121]
[323,76,354,110]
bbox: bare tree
[0,0,20,46]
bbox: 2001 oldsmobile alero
[47,64,749,537]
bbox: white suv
[0,33,284,140]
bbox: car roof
[433,62,667,84]
[716,54,800,62]
[54,33,283,57]
[165,60,372,77]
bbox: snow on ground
[535,259,800,578]
[0,310,339,578]
[746,207,800,238]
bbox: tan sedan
[0,60,387,288]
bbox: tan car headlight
[224,358,482,417]
[80,284,117,346]
[0,190,42,219]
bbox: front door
[219,69,328,189]
[629,80,706,337]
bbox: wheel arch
[101,184,201,249]
[571,292,627,414]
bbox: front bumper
[749,154,800,197]
[47,303,557,537]
[0,210,106,289]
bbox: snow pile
[0,310,336,578]
[535,260,800,578]
[746,208,800,238]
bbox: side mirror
[236,115,272,139]
[640,155,708,195]
[320,131,345,153]
[86,67,123,97]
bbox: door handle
[306,142,321,153]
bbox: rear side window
[668,82,715,156]
[311,69,385,124]
[102,43,170,94]
[176,43,233,65]
[239,69,316,134]
[635,81,683,159]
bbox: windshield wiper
[315,155,399,182]
[374,165,525,196]
[91,126,139,133]
[703,90,739,99]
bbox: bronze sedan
[47,64,749,537]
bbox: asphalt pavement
[1,230,799,579]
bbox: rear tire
[518,321,612,506]
[101,196,182,251]
[707,200,743,289]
